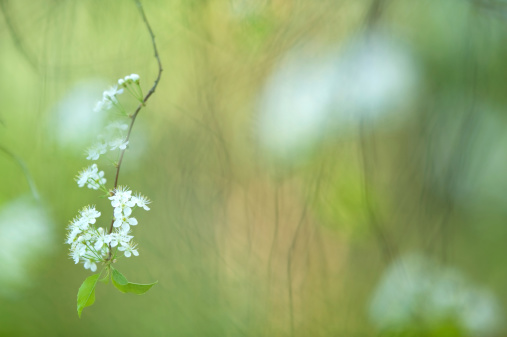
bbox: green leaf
[113,280,158,294]
[111,267,128,285]
[111,267,157,295]
[76,273,101,318]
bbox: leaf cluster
[77,267,157,318]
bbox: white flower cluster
[110,186,147,232]
[66,187,151,271]
[93,85,124,113]
[66,206,107,272]
[118,73,140,87]
[76,164,106,190]
[82,74,142,163]
[67,74,151,272]
[85,126,129,162]
[369,254,502,335]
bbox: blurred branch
[359,121,395,263]
[0,145,39,201]
[287,164,325,337]
[365,0,387,28]
[474,0,507,20]
[426,12,480,262]
[0,0,38,71]
[366,0,384,26]
[362,0,394,264]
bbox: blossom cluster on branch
[66,74,151,272]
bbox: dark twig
[107,0,163,238]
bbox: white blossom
[86,142,107,161]
[114,206,132,219]
[86,170,106,190]
[118,242,139,258]
[113,214,138,232]
[76,165,96,188]
[109,231,133,248]
[67,74,153,273]
[93,227,111,250]
[109,186,135,212]
[66,206,107,269]
[93,99,112,113]
[84,259,97,272]
[106,121,128,132]
[127,74,140,82]
[79,206,101,225]
[121,73,140,84]
[76,164,106,190]
[132,193,151,211]
[102,85,124,103]
[70,243,84,264]
[66,217,86,243]
[66,226,81,244]
[109,138,129,151]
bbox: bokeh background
[1,0,507,336]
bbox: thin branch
[365,0,386,28]
[107,0,163,237]
[0,0,39,71]
[0,145,39,200]
[286,163,325,337]
[358,120,394,263]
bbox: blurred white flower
[331,33,418,126]
[86,142,107,161]
[50,81,108,150]
[0,197,54,297]
[257,47,338,161]
[109,138,129,151]
[257,31,419,162]
[93,99,112,113]
[102,85,124,103]
[369,253,502,335]
[125,74,140,83]
[106,122,129,132]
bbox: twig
[107,0,163,237]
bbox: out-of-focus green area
[1,0,507,336]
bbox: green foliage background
[0,0,507,336]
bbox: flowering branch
[67,0,162,318]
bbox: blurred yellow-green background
[1,0,507,336]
